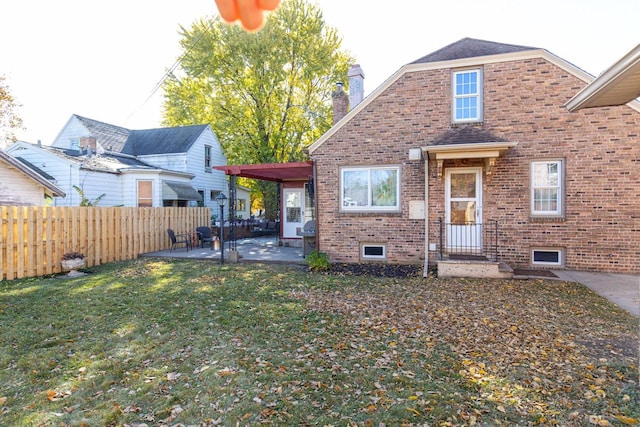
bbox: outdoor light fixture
[215,193,227,263]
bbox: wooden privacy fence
[0,206,210,281]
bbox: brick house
[308,38,640,275]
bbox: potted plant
[61,252,86,277]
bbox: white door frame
[445,167,483,252]
[283,188,304,239]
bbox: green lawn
[0,259,637,426]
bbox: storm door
[445,168,482,253]
[283,188,304,239]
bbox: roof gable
[309,38,594,154]
[411,38,537,64]
[74,115,131,152]
[122,125,209,156]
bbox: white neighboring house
[235,185,251,220]
[10,114,228,207]
[6,141,195,207]
[0,149,65,206]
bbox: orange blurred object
[237,0,263,31]
[214,0,280,31]
[214,0,239,22]
[258,0,280,10]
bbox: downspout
[423,152,429,277]
[312,157,318,251]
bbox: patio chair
[167,228,192,252]
[196,226,215,249]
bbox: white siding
[137,127,228,210]
[6,143,79,206]
[140,153,187,172]
[187,129,227,209]
[50,115,90,149]
[0,165,47,205]
[235,186,251,219]
[77,170,123,206]
[121,172,163,207]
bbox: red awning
[214,161,313,182]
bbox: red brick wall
[312,57,640,273]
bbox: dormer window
[452,68,483,123]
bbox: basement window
[361,244,386,260]
[531,248,563,266]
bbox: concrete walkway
[553,270,640,317]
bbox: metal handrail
[437,218,499,262]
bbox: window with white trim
[531,160,563,216]
[532,249,563,266]
[341,166,400,211]
[362,244,386,260]
[452,69,482,122]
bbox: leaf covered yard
[0,260,637,426]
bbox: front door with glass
[283,189,304,239]
[445,168,483,253]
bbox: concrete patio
[140,236,306,265]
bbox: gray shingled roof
[37,145,161,174]
[121,125,209,156]
[412,38,538,64]
[75,115,131,152]
[430,126,507,146]
[15,157,56,180]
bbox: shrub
[306,250,330,271]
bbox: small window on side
[532,249,563,266]
[204,145,212,173]
[362,244,386,260]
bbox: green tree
[0,74,24,149]
[162,0,353,218]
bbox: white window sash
[531,161,563,215]
[452,69,482,122]
[341,166,400,211]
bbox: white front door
[283,189,304,239]
[445,168,482,252]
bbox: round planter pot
[61,258,86,277]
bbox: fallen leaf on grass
[45,389,71,402]
[588,415,612,426]
[614,415,638,425]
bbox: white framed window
[531,160,563,216]
[532,248,563,266]
[452,69,482,123]
[341,166,400,212]
[362,244,386,260]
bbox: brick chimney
[80,136,97,154]
[332,82,349,125]
[348,64,365,109]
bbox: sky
[1,0,638,144]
